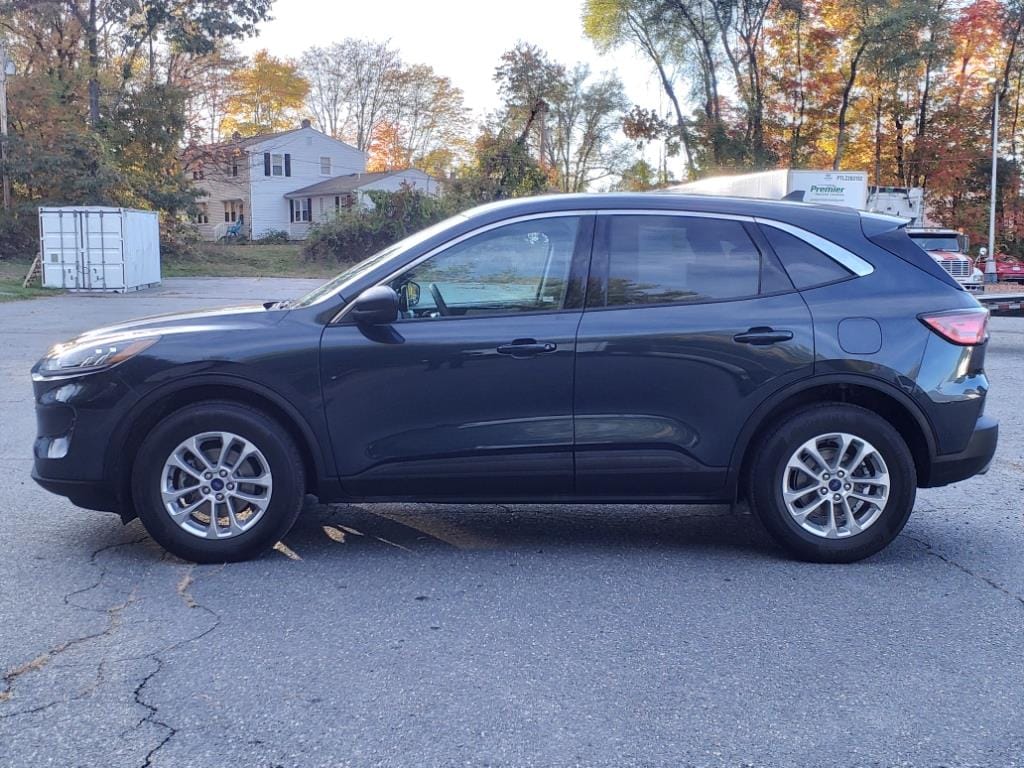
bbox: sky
[239,0,675,170]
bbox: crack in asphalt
[0,590,137,718]
[131,656,175,768]
[1,536,223,768]
[0,535,147,714]
[907,533,1024,608]
[119,562,224,767]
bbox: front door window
[389,217,583,320]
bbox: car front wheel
[748,403,916,563]
[131,401,305,563]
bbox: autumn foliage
[586,0,1024,253]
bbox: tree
[544,64,631,191]
[583,0,700,174]
[220,50,310,136]
[387,64,470,169]
[491,44,629,192]
[6,0,273,128]
[614,158,661,190]
[447,130,549,206]
[331,38,402,152]
[301,43,350,138]
[179,43,246,143]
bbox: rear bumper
[923,415,998,487]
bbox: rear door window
[595,215,763,307]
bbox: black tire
[131,400,305,563]
[747,403,916,563]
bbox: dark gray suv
[31,194,997,563]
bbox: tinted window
[391,217,580,319]
[603,216,761,306]
[761,226,852,289]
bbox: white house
[184,121,439,240]
[284,168,440,237]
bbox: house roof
[183,124,363,163]
[284,170,429,199]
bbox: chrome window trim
[329,210,597,324]
[593,208,756,223]
[328,206,873,323]
[754,217,875,277]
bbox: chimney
[301,118,311,129]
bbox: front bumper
[923,414,998,487]
[32,470,121,514]
[31,368,138,516]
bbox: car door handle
[496,339,557,357]
[733,327,794,345]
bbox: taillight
[920,309,989,345]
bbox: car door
[573,212,815,499]
[319,214,594,499]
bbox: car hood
[69,303,285,343]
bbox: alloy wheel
[781,432,890,539]
[160,431,274,539]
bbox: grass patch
[0,258,62,303]
[163,243,339,279]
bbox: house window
[320,156,331,175]
[231,160,238,177]
[271,154,284,176]
[192,166,204,180]
[224,200,243,223]
[192,203,209,225]
[290,199,312,223]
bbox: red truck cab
[906,228,984,292]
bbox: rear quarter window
[867,227,963,289]
[760,226,852,289]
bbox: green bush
[160,214,201,260]
[304,186,453,263]
[255,229,290,245]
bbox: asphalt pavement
[1,278,1022,767]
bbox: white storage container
[39,207,161,292]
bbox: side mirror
[350,285,399,325]
[978,247,988,258]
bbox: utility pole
[0,38,11,212]
[986,82,1000,284]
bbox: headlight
[36,335,160,377]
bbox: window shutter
[289,199,294,223]
[307,198,312,222]
[284,154,292,177]
[263,153,271,176]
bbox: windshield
[289,215,469,309]
[909,235,961,252]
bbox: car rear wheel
[748,403,916,563]
[131,401,305,563]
